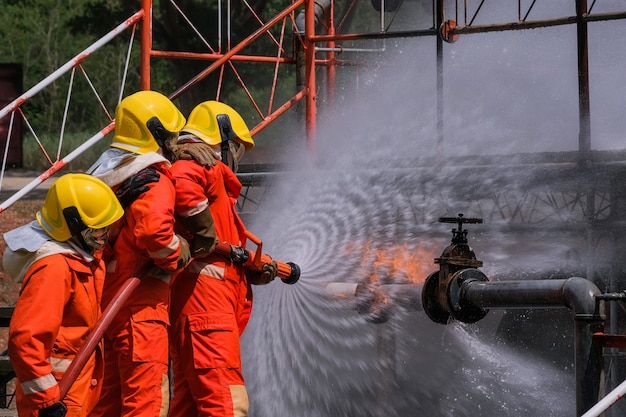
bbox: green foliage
[1,0,377,168]
[22,131,110,171]
[0,0,139,133]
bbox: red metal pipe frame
[305,0,317,155]
[250,89,307,135]
[326,2,336,110]
[137,0,372,153]
[311,28,435,42]
[152,50,347,68]
[168,0,305,101]
[138,0,311,147]
[151,50,296,64]
[140,0,152,90]
[65,0,626,162]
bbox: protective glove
[172,142,219,168]
[39,401,67,417]
[230,245,249,264]
[247,260,278,285]
[176,234,191,269]
[115,167,160,208]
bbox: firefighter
[5,173,124,417]
[164,101,278,417]
[85,90,212,417]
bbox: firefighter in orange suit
[164,101,278,417]
[85,90,211,417]
[5,173,124,417]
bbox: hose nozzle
[215,240,301,285]
[282,262,301,284]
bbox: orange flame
[344,240,442,285]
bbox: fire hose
[58,235,300,399]
[58,270,144,399]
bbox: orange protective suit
[90,164,183,417]
[9,252,105,417]
[168,159,252,417]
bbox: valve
[422,214,487,323]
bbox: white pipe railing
[0,123,114,213]
[0,11,143,211]
[0,10,143,122]
[581,378,626,417]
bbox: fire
[328,240,442,322]
[344,240,441,285]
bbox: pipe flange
[448,268,489,323]
[422,271,451,324]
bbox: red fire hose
[58,273,143,399]
[58,234,300,399]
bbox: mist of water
[239,7,626,415]
[240,164,575,416]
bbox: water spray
[326,281,422,324]
[419,213,626,416]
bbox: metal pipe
[304,0,317,155]
[140,0,151,90]
[444,11,626,36]
[295,0,331,33]
[169,0,304,100]
[314,46,386,53]
[576,0,592,165]
[249,89,307,136]
[581,378,626,417]
[460,277,600,315]
[458,276,604,416]
[150,50,295,64]
[435,0,444,162]
[310,28,436,42]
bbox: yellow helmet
[37,173,124,242]
[181,101,255,151]
[111,90,186,154]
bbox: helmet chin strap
[217,113,239,172]
[221,140,230,168]
[146,117,173,149]
[63,206,92,253]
